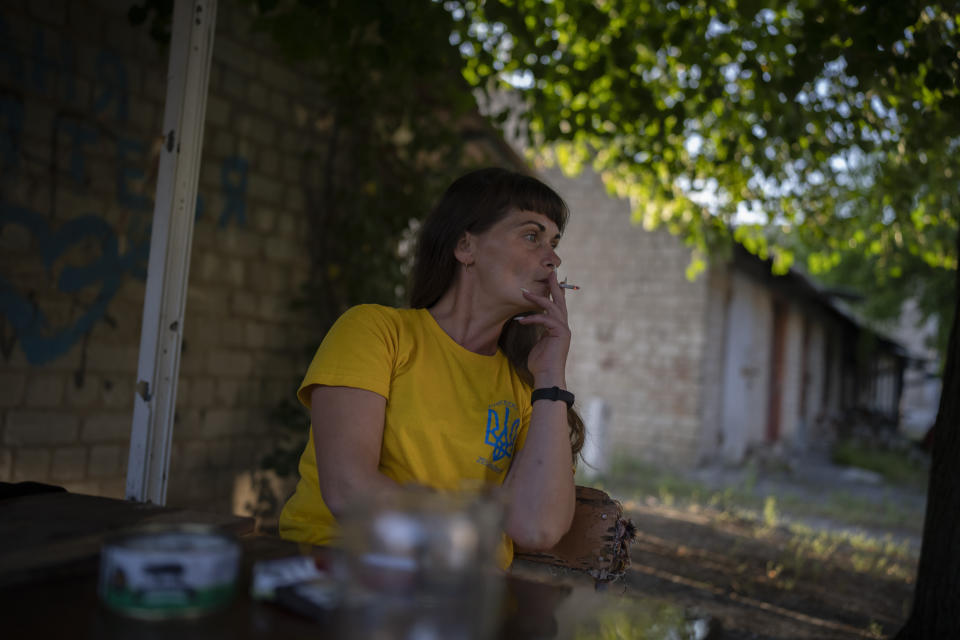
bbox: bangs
[506,174,570,232]
[468,170,569,234]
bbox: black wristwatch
[531,386,575,409]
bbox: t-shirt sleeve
[296,305,399,408]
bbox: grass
[772,489,924,532]
[782,522,917,582]
[580,454,927,583]
[581,455,923,586]
[831,439,930,489]
[582,454,927,534]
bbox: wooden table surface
[0,492,624,639]
[0,491,256,587]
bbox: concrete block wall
[718,270,774,463]
[0,0,316,512]
[697,265,732,462]
[541,167,710,467]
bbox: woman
[279,168,585,568]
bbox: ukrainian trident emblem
[485,400,521,462]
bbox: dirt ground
[512,496,917,639]
[544,449,927,640]
[618,501,914,639]
[509,447,928,639]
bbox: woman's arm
[309,385,398,516]
[501,386,575,550]
[502,272,577,550]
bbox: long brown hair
[409,168,585,460]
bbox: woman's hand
[516,269,571,387]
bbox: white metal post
[126,0,217,504]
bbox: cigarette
[559,283,580,290]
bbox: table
[1,492,697,639]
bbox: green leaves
[239,0,479,331]
[237,0,957,353]
[447,0,958,349]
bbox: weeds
[592,456,921,585]
[831,439,929,489]
[763,496,780,530]
[588,456,925,535]
[783,525,916,582]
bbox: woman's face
[462,208,563,312]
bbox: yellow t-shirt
[278,304,532,567]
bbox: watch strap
[531,386,575,409]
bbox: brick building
[0,0,907,515]
[547,167,907,471]
[0,0,335,511]
[0,0,524,514]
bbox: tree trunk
[895,227,960,639]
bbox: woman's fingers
[514,301,570,335]
[514,314,570,337]
[521,278,567,320]
[549,270,568,314]
[520,288,551,312]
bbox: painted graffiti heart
[0,202,148,365]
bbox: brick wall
[0,0,317,511]
[535,163,901,467]
[542,167,710,467]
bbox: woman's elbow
[318,468,394,517]
[507,515,573,551]
[318,483,348,517]
[317,474,360,517]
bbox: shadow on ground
[573,450,927,639]
[622,502,913,639]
